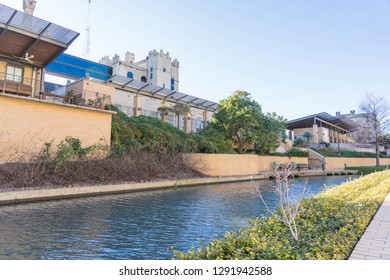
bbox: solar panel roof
[108,74,218,111]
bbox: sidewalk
[349,191,390,260]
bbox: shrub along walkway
[349,191,390,260]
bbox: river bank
[0,175,358,259]
[0,169,357,205]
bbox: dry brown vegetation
[0,151,202,193]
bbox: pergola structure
[0,3,79,97]
[108,74,219,111]
[287,112,360,144]
[0,3,79,67]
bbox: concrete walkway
[349,191,390,260]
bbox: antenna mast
[84,0,91,59]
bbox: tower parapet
[172,58,179,67]
[125,51,135,64]
[148,49,172,59]
[99,55,112,66]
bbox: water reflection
[0,176,357,259]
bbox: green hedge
[347,166,390,175]
[175,171,390,259]
[312,148,389,158]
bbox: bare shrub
[254,163,308,242]
[0,133,202,192]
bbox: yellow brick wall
[258,156,308,172]
[183,153,259,176]
[0,94,113,163]
[325,157,390,169]
[183,154,308,176]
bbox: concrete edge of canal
[0,169,358,205]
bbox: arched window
[127,71,133,78]
[141,76,147,82]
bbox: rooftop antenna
[83,0,91,59]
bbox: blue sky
[3,0,390,120]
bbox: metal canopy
[287,112,360,132]
[108,74,218,111]
[0,3,79,66]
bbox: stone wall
[0,93,113,163]
[184,153,308,176]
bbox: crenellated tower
[99,49,180,90]
[146,49,179,91]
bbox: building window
[6,65,23,83]
[141,76,147,82]
[150,67,153,72]
[196,117,203,132]
[170,78,174,90]
[168,114,175,126]
[162,67,166,72]
[127,71,133,78]
[150,73,153,79]
[162,83,165,88]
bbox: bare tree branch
[359,93,390,166]
[253,163,309,242]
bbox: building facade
[99,49,179,91]
[287,112,359,144]
[46,51,216,134]
[0,3,114,163]
[337,110,374,144]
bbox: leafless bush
[0,147,201,192]
[254,163,308,242]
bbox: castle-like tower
[100,49,179,91]
[146,49,179,91]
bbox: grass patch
[175,171,390,260]
[347,165,390,175]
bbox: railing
[141,108,159,118]
[116,104,135,117]
[69,90,111,110]
[39,90,111,111]
[0,72,35,96]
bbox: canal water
[0,175,358,260]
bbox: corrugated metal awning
[0,3,79,66]
[108,74,218,111]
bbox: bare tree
[359,93,390,166]
[254,163,308,242]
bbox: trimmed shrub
[293,136,305,147]
[346,165,390,175]
[286,148,308,158]
[175,171,390,260]
[312,148,389,158]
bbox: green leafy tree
[197,123,234,153]
[256,112,287,154]
[213,91,263,153]
[212,91,286,154]
[302,131,313,144]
